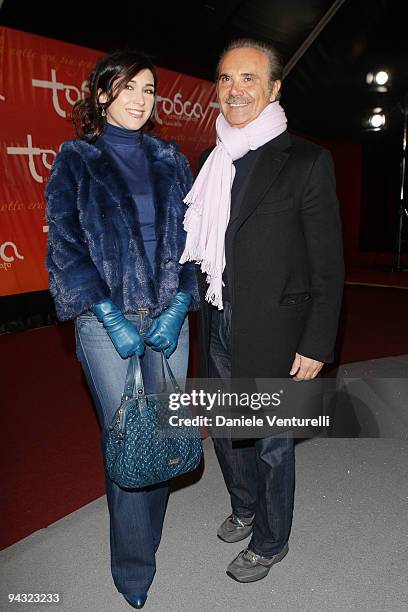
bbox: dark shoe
[226,543,289,582]
[123,593,147,609]
[217,513,255,543]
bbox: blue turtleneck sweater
[97,123,156,272]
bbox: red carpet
[1,284,408,550]
[346,264,408,289]
[336,285,408,364]
[0,324,104,550]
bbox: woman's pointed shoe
[123,593,147,609]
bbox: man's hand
[289,353,323,381]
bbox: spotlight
[374,71,389,86]
[363,108,386,131]
[369,109,386,129]
[366,70,391,92]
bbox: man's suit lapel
[235,132,292,230]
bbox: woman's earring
[101,104,106,117]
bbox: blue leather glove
[91,300,145,359]
[144,291,191,358]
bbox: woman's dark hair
[72,50,157,141]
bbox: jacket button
[163,257,172,265]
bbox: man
[180,38,344,583]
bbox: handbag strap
[121,350,181,401]
[159,350,181,393]
[122,355,145,401]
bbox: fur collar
[63,133,178,199]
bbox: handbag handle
[122,350,181,402]
[159,350,181,393]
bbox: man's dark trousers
[209,302,295,557]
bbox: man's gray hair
[216,38,283,94]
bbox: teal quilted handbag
[105,352,202,489]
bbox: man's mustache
[224,96,251,104]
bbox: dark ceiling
[1,0,408,140]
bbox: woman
[45,50,199,609]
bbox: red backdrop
[0,27,361,299]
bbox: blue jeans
[209,303,295,557]
[75,311,189,594]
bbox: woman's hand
[91,300,145,358]
[145,291,191,358]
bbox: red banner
[0,27,218,297]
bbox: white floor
[1,435,408,612]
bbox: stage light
[366,70,391,92]
[374,71,389,86]
[363,108,386,131]
[369,109,386,129]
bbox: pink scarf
[179,101,287,309]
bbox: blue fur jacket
[45,134,199,321]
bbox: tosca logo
[32,69,89,118]
[153,92,219,126]
[0,241,24,272]
[6,135,60,184]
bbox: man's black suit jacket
[196,130,345,379]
